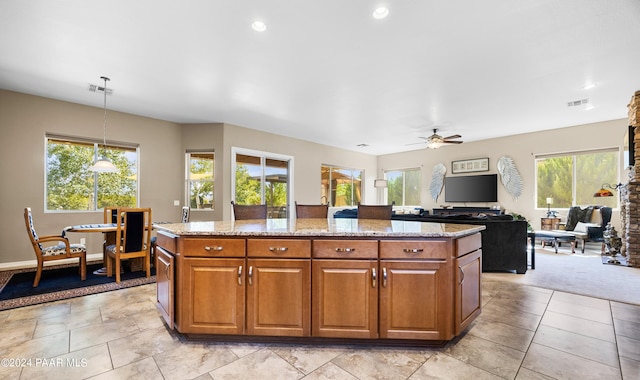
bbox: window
[385,168,421,206]
[536,149,618,209]
[232,148,292,218]
[46,135,138,211]
[321,165,362,207]
[186,152,214,210]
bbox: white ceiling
[1,0,640,155]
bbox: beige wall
[0,90,377,266]
[0,89,628,267]
[1,90,183,265]
[378,119,629,230]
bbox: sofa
[334,210,529,274]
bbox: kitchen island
[153,218,484,345]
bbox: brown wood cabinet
[378,239,452,340]
[379,260,450,340]
[179,257,246,335]
[311,239,378,338]
[540,217,561,230]
[246,239,311,337]
[154,224,483,344]
[155,246,174,329]
[455,249,482,334]
[312,259,379,338]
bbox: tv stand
[433,207,502,216]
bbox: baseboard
[0,253,103,271]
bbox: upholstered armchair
[562,206,612,253]
[24,207,87,287]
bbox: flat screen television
[444,174,498,203]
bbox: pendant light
[89,76,118,173]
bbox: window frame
[383,167,422,206]
[185,151,215,211]
[231,147,294,218]
[44,133,139,213]
[321,164,363,207]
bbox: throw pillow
[565,206,593,231]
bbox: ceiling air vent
[88,83,113,95]
[567,98,588,107]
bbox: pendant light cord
[100,76,110,150]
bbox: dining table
[63,223,117,275]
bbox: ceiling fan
[410,129,464,149]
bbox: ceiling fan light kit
[421,128,464,149]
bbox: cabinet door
[179,257,245,335]
[455,250,482,335]
[312,259,378,339]
[379,260,452,340]
[246,259,311,337]
[155,246,174,329]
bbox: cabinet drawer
[247,239,311,258]
[156,231,177,254]
[456,233,481,257]
[181,238,245,257]
[379,240,448,260]
[312,240,378,259]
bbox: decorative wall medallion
[429,163,447,201]
[497,155,523,201]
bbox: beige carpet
[483,243,640,306]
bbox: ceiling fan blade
[405,141,426,146]
[443,140,463,144]
[443,134,461,140]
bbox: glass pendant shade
[89,157,118,172]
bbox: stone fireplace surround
[622,90,640,268]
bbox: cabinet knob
[204,246,224,252]
[403,248,424,254]
[335,248,355,253]
[268,247,289,252]
[382,267,388,288]
[371,268,377,288]
[237,266,243,286]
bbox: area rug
[483,244,640,305]
[0,262,155,311]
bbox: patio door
[232,148,293,219]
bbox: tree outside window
[536,150,618,209]
[187,152,214,209]
[46,136,138,211]
[385,168,421,206]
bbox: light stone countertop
[153,218,485,238]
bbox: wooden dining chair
[105,207,152,283]
[231,201,267,220]
[24,207,87,287]
[295,201,329,218]
[357,203,393,220]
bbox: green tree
[235,164,261,205]
[46,140,137,210]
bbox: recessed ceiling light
[582,83,597,90]
[251,21,267,32]
[584,104,595,110]
[372,7,389,19]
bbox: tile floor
[0,279,638,379]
